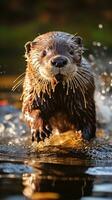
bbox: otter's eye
[69,49,74,56]
[42,50,47,57]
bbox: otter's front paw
[23,109,52,142]
[31,125,52,142]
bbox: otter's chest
[33,83,85,120]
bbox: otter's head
[25,31,84,83]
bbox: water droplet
[8,141,13,145]
[103,46,108,50]
[92,41,97,46]
[98,24,103,29]
[106,87,110,92]
[109,61,112,65]
[101,95,105,100]
[0,123,5,133]
[97,42,101,47]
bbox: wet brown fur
[22,31,96,142]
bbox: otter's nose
[51,57,68,68]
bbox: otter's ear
[75,36,83,47]
[25,41,32,55]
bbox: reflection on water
[0,124,112,200]
[0,43,112,199]
[1,157,112,199]
[22,166,93,200]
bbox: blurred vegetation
[0,0,112,75]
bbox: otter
[22,31,96,142]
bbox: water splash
[89,38,112,130]
[0,105,30,146]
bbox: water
[0,44,112,199]
[0,100,112,200]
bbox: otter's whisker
[72,77,78,89]
[13,72,25,83]
[79,67,94,78]
[76,72,88,90]
[74,76,87,108]
[78,71,94,87]
[78,67,94,79]
[12,78,24,91]
[76,73,87,89]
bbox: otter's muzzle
[51,56,68,68]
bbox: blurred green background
[0,0,112,75]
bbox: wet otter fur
[22,31,96,142]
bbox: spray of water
[89,31,112,130]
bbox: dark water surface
[0,106,112,200]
